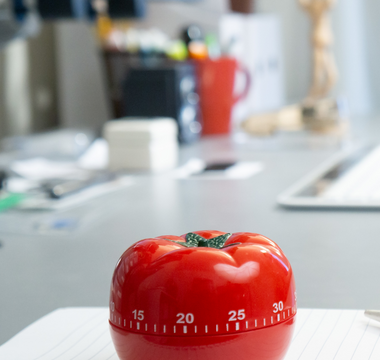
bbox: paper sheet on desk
[1,308,380,360]
[11,158,85,181]
[171,158,264,180]
[285,309,380,360]
[10,139,109,179]
[18,176,135,211]
[8,140,130,210]
[0,308,116,360]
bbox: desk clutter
[101,20,254,140]
[101,11,349,142]
[1,307,379,360]
[0,123,266,212]
[0,130,133,211]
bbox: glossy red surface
[110,231,297,360]
[196,58,250,135]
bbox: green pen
[0,193,26,212]
[0,170,27,211]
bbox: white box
[103,118,179,172]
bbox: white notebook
[0,308,379,360]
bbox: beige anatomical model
[241,0,346,136]
[299,0,338,100]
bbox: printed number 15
[132,310,144,321]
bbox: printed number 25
[228,309,245,321]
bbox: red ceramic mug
[196,57,251,135]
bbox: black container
[122,61,201,144]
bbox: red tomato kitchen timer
[109,231,297,360]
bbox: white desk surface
[1,116,380,345]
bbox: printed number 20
[177,313,194,324]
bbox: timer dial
[110,231,297,360]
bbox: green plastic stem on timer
[166,232,241,249]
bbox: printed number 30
[229,309,245,321]
[273,302,283,313]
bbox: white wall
[258,0,374,115]
[361,0,380,113]
[332,0,371,115]
[0,24,58,138]
[55,21,111,133]
[3,39,32,136]
[257,0,310,104]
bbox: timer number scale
[111,301,297,336]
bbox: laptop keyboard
[322,146,380,201]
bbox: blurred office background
[0,0,377,138]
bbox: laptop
[277,145,380,209]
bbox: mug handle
[233,63,251,104]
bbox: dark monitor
[36,0,146,20]
[108,0,146,18]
